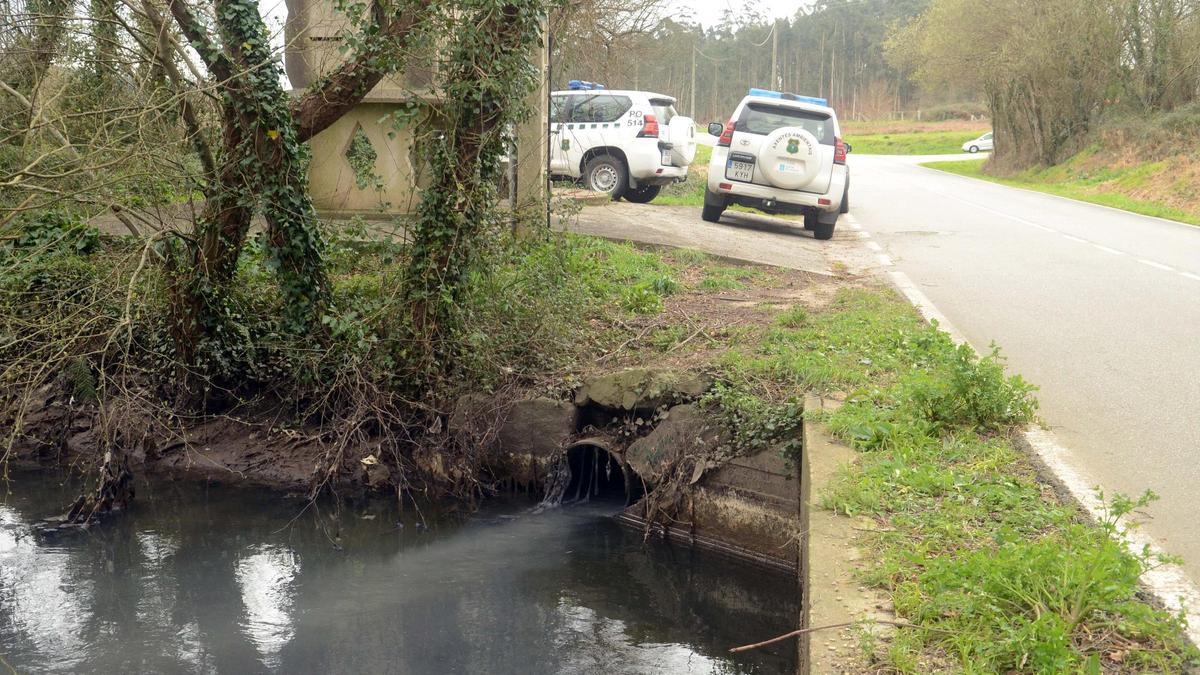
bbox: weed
[707,283,1192,670]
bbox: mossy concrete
[574,368,712,412]
[800,394,895,674]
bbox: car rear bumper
[707,161,846,212]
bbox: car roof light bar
[568,80,606,90]
[748,87,828,107]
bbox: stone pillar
[284,1,549,218]
[511,20,549,214]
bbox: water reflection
[236,546,300,666]
[0,472,798,674]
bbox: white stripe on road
[1062,234,1087,244]
[1181,272,1200,282]
[1138,259,1175,272]
[1092,244,1125,255]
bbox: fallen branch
[729,619,918,653]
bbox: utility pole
[690,46,697,117]
[770,21,778,90]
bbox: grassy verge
[694,287,1196,671]
[922,157,1200,226]
[847,130,984,155]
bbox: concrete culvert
[560,440,644,506]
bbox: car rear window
[566,94,633,123]
[736,103,834,145]
[649,98,677,124]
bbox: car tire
[701,189,726,223]
[583,155,627,200]
[623,184,661,204]
[968,145,979,153]
[701,203,724,223]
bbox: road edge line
[884,267,1200,647]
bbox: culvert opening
[556,443,644,507]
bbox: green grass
[707,287,1197,672]
[656,144,711,207]
[847,130,983,156]
[699,264,761,290]
[921,157,1200,226]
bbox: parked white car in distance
[549,84,696,203]
[963,131,993,153]
[704,88,849,240]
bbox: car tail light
[834,137,847,164]
[717,119,735,147]
[638,114,659,138]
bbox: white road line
[1181,272,1200,282]
[1061,234,1087,244]
[884,267,1200,649]
[876,253,893,266]
[1092,244,1125,256]
[925,187,1059,233]
[865,241,883,252]
[1138,259,1175,272]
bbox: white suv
[704,89,849,240]
[550,84,697,203]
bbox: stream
[0,469,799,674]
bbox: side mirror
[843,142,853,154]
[707,121,724,137]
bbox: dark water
[0,470,799,674]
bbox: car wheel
[813,220,835,240]
[701,189,726,223]
[584,155,627,199]
[623,184,661,204]
[968,145,979,153]
[701,203,725,223]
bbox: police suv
[705,89,851,240]
[550,81,697,203]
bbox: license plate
[726,159,754,182]
[661,149,672,165]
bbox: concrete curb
[882,265,1200,648]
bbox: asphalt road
[848,153,1200,581]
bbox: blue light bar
[748,87,827,107]
[568,80,606,91]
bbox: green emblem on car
[786,138,799,154]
